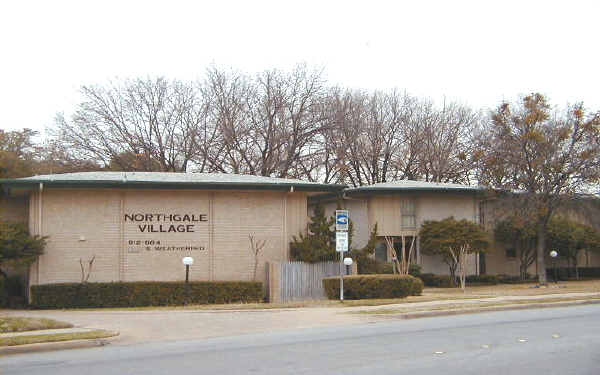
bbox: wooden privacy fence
[267,261,356,303]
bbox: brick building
[0,172,345,289]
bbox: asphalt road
[2,304,599,375]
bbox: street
[1,304,599,375]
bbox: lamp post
[341,257,353,302]
[182,257,194,305]
[550,250,558,284]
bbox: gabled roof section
[346,180,482,194]
[308,180,484,204]
[0,172,347,193]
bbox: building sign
[124,213,208,233]
[123,212,209,253]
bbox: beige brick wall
[33,189,121,284]
[29,188,308,288]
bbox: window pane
[402,215,415,228]
[402,200,415,215]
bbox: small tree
[249,235,266,281]
[0,221,46,278]
[290,203,336,263]
[581,225,600,268]
[547,218,600,279]
[290,202,355,263]
[79,255,95,283]
[420,217,489,288]
[385,235,416,275]
[477,94,600,285]
[494,217,537,280]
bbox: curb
[0,332,120,356]
[372,298,600,320]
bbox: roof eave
[0,179,346,193]
[345,187,482,194]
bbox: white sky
[1,0,599,134]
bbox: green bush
[3,275,26,308]
[418,273,454,288]
[381,263,395,274]
[322,275,423,300]
[497,274,538,284]
[546,267,600,280]
[0,278,6,307]
[356,257,389,274]
[465,274,499,285]
[4,275,24,297]
[409,264,422,277]
[30,281,263,309]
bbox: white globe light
[182,256,194,265]
[343,257,353,266]
[549,251,558,258]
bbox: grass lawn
[423,279,600,298]
[355,295,600,315]
[0,317,73,333]
[0,330,116,346]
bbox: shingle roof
[0,172,346,192]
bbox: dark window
[505,248,516,258]
[479,253,487,274]
[375,242,387,262]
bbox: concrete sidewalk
[1,291,599,354]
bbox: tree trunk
[520,263,527,281]
[449,263,457,287]
[536,223,548,285]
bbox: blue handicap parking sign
[336,210,349,231]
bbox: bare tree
[417,100,480,184]
[339,90,415,186]
[385,236,415,275]
[249,235,266,281]
[204,65,327,178]
[79,255,95,283]
[53,77,210,172]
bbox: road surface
[2,304,599,374]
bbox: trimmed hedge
[0,278,6,307]
[418,273,454,288]
[497,274,538,284]
[465,274,499,285]
[322,275,423,300]
[30,281,263,309]
[546,267,600,281]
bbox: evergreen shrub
[0,278,6,307]
[30,281,263,309]
[496,274,538,284]
[322,275,423,300]
[418,273,454,288]
[465,274,499,285]
[546,267,600,280]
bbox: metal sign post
[336,210,349,302]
